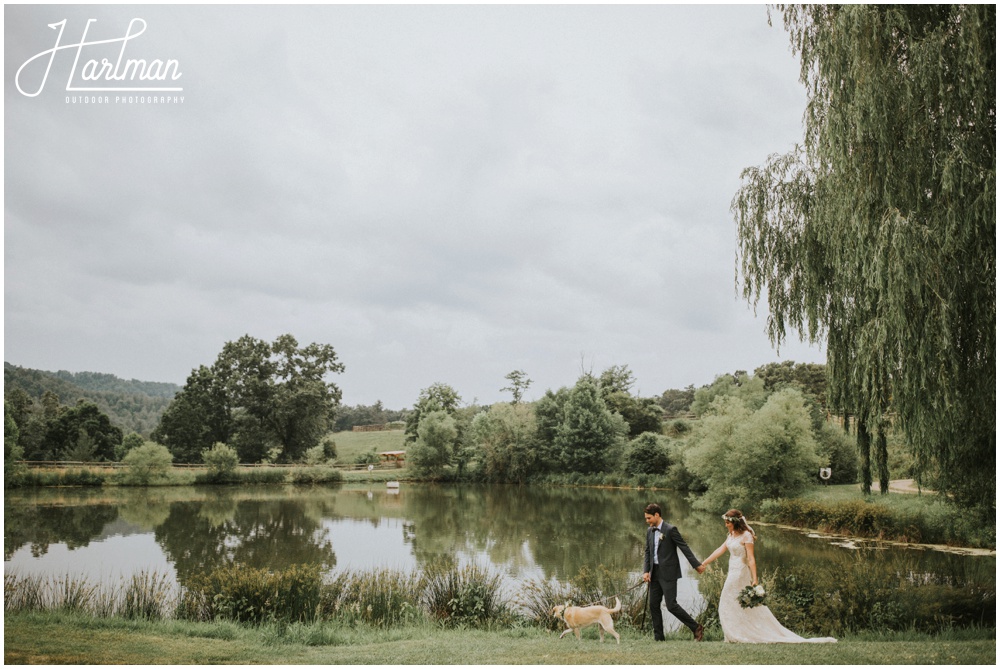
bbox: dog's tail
[610,596,621,613]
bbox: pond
[4,483,993,629]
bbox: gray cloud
[5,4,824,408]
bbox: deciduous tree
[501,370,533,404]
[153,335,344,463]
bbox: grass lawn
[800,482,935,505]
[4,612,995,665]
[329,429,406,464]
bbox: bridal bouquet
[737,584,766,608]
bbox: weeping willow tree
[733,5,994,513]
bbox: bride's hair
[723,509,756,538]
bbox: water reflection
[5,483,992,602]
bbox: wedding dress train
[718,532,837,644]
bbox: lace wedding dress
[718,531,837,644]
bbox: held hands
[696,564,707,574]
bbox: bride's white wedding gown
[719,531,837,644]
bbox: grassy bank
[4,611,994,665]
[760,484,995,549]
[330,429,405,463]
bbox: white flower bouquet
[737,584,766,608]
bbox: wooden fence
[17,460,404,472]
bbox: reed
[6,558,990,636]
[4,573,46,613]
[55,574,98,613]
[422,562,512,628]
[517,576,580,631]
[178,563,322,624]
[321,568,424,627]
[121,571,176,620]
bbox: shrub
[622,432,671,475]
[179,563,322,624]
[114,433,146,461]
[290,467,343,485]
[423,562,511,628]
[202,442,239,479]
[121,444,173,485]
[665,419,691,437]
[353,450,379,465]
[239,468,289,484]
[302,445,328,466]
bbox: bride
[700,509,837,644]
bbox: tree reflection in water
[5,484,991,599]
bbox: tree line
[4,363,177,437]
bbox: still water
[4,483,992,626]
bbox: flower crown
[722,514,745,523]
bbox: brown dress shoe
[694,624,705,641]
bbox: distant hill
[4,363,180,437]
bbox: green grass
[771,483,995,548]
[328,429,406,464]
[4,611,994,664]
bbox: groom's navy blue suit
[643,521,702,639]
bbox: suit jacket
[643,521,701,581]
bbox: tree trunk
[857,417,872,495]
[876,426,889,495]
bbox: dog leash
[580,579,646,608]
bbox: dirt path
[867,479,929,494]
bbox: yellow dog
[551,597,621,644]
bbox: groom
[642,502,705,641]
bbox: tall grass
[17,469,108,487]
[178,563,322,624]
[8,557,992,636]
[5,571,177,620]
[321,568,424,627]
[519,564,648,631]
[122,571,175,620]
[423,562,512,628]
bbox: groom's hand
[696,565,706,574]
[642,572,651,583]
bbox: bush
[19,468,108,487]
[353,450,379,465]
[622,432,671,475]
[178,563,322,624]
[121,444,173,485]
[237,468,288,485]
[114,433,146,461]
[289,467,343,485]
[302,445,328,466]
[202,442,239,479]
[665,419,691,437]
[423,562,511,628]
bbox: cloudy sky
[5,3,825,409]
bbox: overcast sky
[5,3,826,409]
